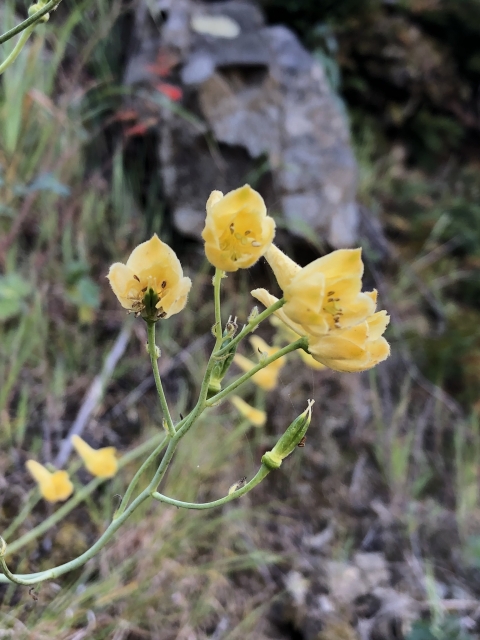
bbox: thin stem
[0,0,61,46]
[0,486,150,585]
[213,268,223,342]
[207,338,308,406]
[0,25,35,76]
[174,269,225,440]
[147,322,175,437]
[4,432,168,557]
[215,298,285,358]
[2,492,40,541]
[152,464,270,510]
[114,432,171,518]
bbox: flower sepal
[261,400,314,470]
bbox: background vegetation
[3,0,480,637]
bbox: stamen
[251,241,261,247]
[133,274,140,282]
[161,281,167,289]
[327,291,334,296]
[244,230,251,236]
[229,223,235,234]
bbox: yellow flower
[263,244,377,336]
[201,185,276,271]
[72,435,118,478]
[107,234,192,321]
[233,335,285,391]
[308,311,390,372]
[26,460,73,503]
[230,395,267,427]
[270,316,325,371]
[253,279,390,373]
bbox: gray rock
[124,0,359,246]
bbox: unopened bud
[261,400,314,470]
[28,2,50,22]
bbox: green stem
[0,25,35,76]
[0,438,180,585]
[0,0,61,46]
[174,269,225,440]
[213,268,223,342]
[114,428,178,518]
[207,338,308,406]
[215,298,285,358]
[147,322,175,437]
[3,432,167,557]
[152,464,270,509]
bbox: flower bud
[261,399,314,470]
[28,3,50,22]
[208,317,239,396]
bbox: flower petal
[107,263,142,310]
[265,244,302,290]
[126,234,182,277]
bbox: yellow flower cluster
[105,185,389,374]
[253,245,390,372]
[26,436,118,503]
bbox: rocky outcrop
[124,0,358,247]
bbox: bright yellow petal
[26,460,73,502]
[230,395,267,427]
[72,435,118,478]
[306,248,363,282]
[50,471,74,502]
[206,190,224,214]
[308,331,367,361]
[367,311,390,340]
[126,234,182,277]
[160,277,192,318]
[251,288,308,336]
[107,263,143,310]
[208,185,267,234]
[265,244,302,290]
[26,459,52,487]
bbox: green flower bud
[261,399,314,470]
[208,316,239,397]
[28,2,50,22]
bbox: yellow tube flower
[308,311,390,372]
[107,234,192,321]
[233,335,285,391]
[230,395,267,427]
[270,316,325,371]
[72,435,118,478]
[26,460,73,503]
[252,285,390,373]
[263,244,377,336]
[201,185,276,271]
